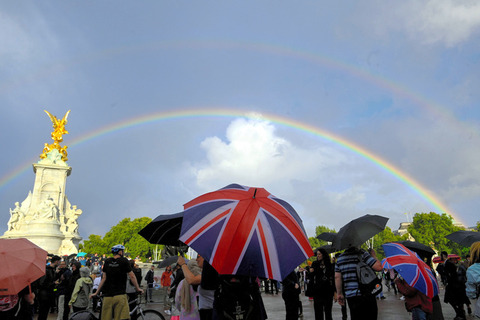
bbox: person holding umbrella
[335,246,382,320]
[0,285,36,319]
[393,270,433,320]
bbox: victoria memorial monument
[1,110,83,255]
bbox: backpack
[356,254,382,297]
[0,295,18,311]
[214,276,257,320]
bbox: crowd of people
[1,240,480,320]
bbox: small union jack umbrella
[179,184,314,281]
[381,258,393,269]
[382,242,439,298]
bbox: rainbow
[0,108,459,224]
[2,39,472,137]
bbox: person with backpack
[334,246,382,320]
[64,261,81,320]
[68,267,93,312]
[310,248,335,320]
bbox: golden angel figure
[40,110,71,161]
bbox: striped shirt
[334,249,377,298]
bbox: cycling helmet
[111,244,125,254]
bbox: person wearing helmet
[90,244,144,320]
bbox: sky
[1,1,480,242]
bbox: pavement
[47,283,477,320]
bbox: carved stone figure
[38,196,59,220]
[64,204,82,235]
[7,202,22,231]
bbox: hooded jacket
[69,267,93,308]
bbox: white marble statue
[37,196,60,221]
[63,201,82,235]
[7,202,22,231]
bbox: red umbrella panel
[0,238,48,295]
[179,184,314,281]
[432,254,461,264]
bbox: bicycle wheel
[137,310,166,320]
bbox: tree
[80,217,162,260]
[407,212,464,255]
[308,236,322,250]
[81,234,108,254]
[102,217,155,258]
[368,226,407,259]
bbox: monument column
[2,110,82,255]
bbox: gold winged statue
[40,110,71,161]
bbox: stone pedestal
[2,149,82,255]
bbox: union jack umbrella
[179,184,314,281]
[382,242,439,298]
[381,258,393,269]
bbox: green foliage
[407,212,465,255]
[477,221,480,231]
[308,236,321,251]
[81,234,108,254]
[81,217,163,260]
[367,226,407,259]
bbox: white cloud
[400,0,480,47]
[188,117,349,194]
[355,0,480,47]
[409,0,480,47]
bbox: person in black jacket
[282,270,301,320]
[37,255,61,320]
[63,261,81,320]
[145,265,155,302]
[54,260,70,320]
[310,248,335,320]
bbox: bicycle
[69,295,166,320]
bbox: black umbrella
[138,212,184,246]
[316,244,338,254]
[317,232,337,242]
[446,230,480,247]
[394,240,435,263]
[332,214,389,251]
[155,255,182,268]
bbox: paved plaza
[47,281,477,320]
